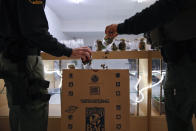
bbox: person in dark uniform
[0,0,91,131]
[105,0,196,131]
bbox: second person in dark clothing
[105,0,196,131]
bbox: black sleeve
[117,0,187,35]
[17,0,72,57]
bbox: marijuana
[111,43,118,51]
[68,64,75,69]
[96,40,105,51]
[104,36,114,45]
[82,57,92,65]
[101,64,108,69]
[139,38,146,50]
[119,39,126,50]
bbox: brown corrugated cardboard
[61,69,130,131]
[0,79,7,109]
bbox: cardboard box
[0,79,7,108]
[61,69,130,131]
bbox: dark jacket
[0,0,72,57]
[117,0,196,41]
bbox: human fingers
[109,24,118,36]
[71,48,92,61]
[113,32,118,38]
[76,50,91,61]
[81,56,87,62]
[105,25,112,35]
[81,51,91,61]
[105,24,118,38]
[80,47,92,55]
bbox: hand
[105,24,118,38]
[70,47,92,62]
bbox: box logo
[91,75,99,83]
[86,107,105,131]
[89,86,100,95]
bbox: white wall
[64,32,143,46]
[45,5,143,46]
[45,6,71,40]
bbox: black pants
[0,54,49,131]
[164,54,196,131]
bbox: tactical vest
[150,0,196,46]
